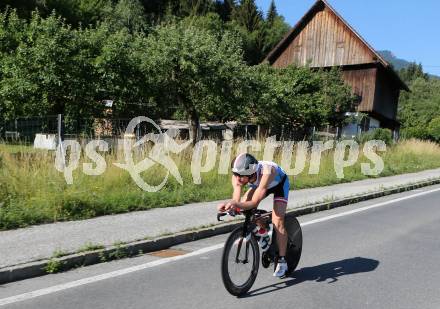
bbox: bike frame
[219,209,273,264]
[219,208,302,295]
[236,212,251,263]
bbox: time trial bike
[217,208,302,296]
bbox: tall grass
[1,138,440,230]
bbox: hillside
[377,50,412,70]
[378,50,439,79]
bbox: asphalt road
[1,186,440,309]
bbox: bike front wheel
[221,227,260,296]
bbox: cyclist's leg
[242,188,267,229]
[272,177,290,257]
[272,200,288,256]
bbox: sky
[255,0,440,76]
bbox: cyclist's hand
[217,203,227,212]
[225,201,238,211]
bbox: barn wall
[341,67,377,112]
[267,0,405,130]
[272,6,376,68]
[373,69,400,120]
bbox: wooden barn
[265,0,408,137]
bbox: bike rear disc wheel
[221,227,260,296]
[285,216,302,273]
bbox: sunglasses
[233,172,249,178]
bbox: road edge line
[1,177,440,285]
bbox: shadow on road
[242,257,379,298]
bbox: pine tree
[267,0,277,25]
[0,0,38,18]
[262,0,289,58]
[179,0,214,17]
[232,0,262,32]
[399,62,428,84]
[215,0,235,21]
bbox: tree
[227,0,289,65]
[398,76,440,140]
[231,0,262,33]
[105,0,148,33]
[215,0,235,22]
[0,10,154,132]
[1,0,148,30]
[141,22,249,142]
[160,0,215,18]
[76,0,112,26]
[0,11,87,121]
[0,8,27,56]
[93,26,154,119]
[399,62,428,85]
[399,77,440,126]
[428,116,440,142]
[249,65,354,132]
[227,0,265,65]
[320,68,357,127]
[0,2,359,140]
[180,0,215,16]
[262,13,289,56]
[181,12,224,33]
[34,0,112,27]
[0,0,39,19]
[266,0,277,26]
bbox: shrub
[400,126,430,140]
[428,117,440,142]
[357,128,393,145]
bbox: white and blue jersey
[248,161,290,204]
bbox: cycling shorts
[265,175,289,204]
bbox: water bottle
[254,223,273,252]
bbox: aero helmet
[231,153,258,176]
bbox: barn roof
[265,0,408,91]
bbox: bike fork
[235,233,251,264]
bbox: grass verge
[1,138,440,230]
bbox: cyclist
[217,153,290,277]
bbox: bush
[401,126,430,140]
[357,128,393,145]
[428,117,440,142]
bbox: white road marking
[0,244,224,307]
[2,186,440,306]
[301,187,440,226]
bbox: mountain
[377,50,412,70]
[378,50,440,80]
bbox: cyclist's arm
[231,174,242,203]
[236,166,275,210]
[241,188,255,202]
[217,175,243,212]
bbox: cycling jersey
[248,161,290,204]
